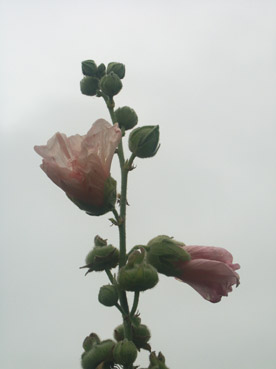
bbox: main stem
[103,96,133,349]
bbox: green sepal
[146,235,190,277]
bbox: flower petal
[178,259,240,303]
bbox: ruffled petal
[177,259,240,303]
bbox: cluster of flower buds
[80,60,125,97]
[80,236,119,275]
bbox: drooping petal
[178,259,240,303]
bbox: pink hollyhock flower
[177,245,240,303]
[34,119,121,216]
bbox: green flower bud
[82,60,98,77]
[149,351,170,369]
[80,76,99,96]
[97,63,106,79]
[113,322,151,351]
[129,125,160,158]
[81,339,115,369]
[83,333,101,352]
[113,339,138,366]
[118,248,159,291]
[132,323,151,351]
[146,235,190,277]
[115,106,138,130]
[81,245,119,274]
[98,285,118,307]
[107,62,125,79]
[94,235,108,247]
[100,72,122,97]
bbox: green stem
[105,269,114,284]
[130,291,140,316]
[102,95,134,347]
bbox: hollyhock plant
[35,59,241,368]
[34,119,121,216]
[177,245,240,303]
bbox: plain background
[1,1,276,368]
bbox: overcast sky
[1,1,276,368]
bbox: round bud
[132,324,151,350]
[83,245,119,273]
[115,106,138,130]
[98,285,118,307]
[113,339,138,366]
[107,62,126,79]
[128,125,160,158]
[118,251,158,292]
[82,60,98,76]
[80,77,99,96]
[100,72,122,97]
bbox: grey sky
[1,1,276,368]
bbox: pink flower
[176,245,240,303]
[34,119,121,215]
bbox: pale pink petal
[34,119,121,212]
[178,259,240,303]
[183,245,234,265]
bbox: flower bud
[82,60,98,76]
[100,72,122,97]
[81,245,119,274]
[98,285,118,307]
[80,76,99,96]
[128,125,160,158]
[113,321,151,351]
[81,339,115,369]
[132,323,151,351]
[113,339,138,366]
[97,63,106,78]
[115,106,138,131]
[146,235,190,277]
[149,351,169,369]
[83,333,101,352]
[118,248,158,291]
[107,62,125,79]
